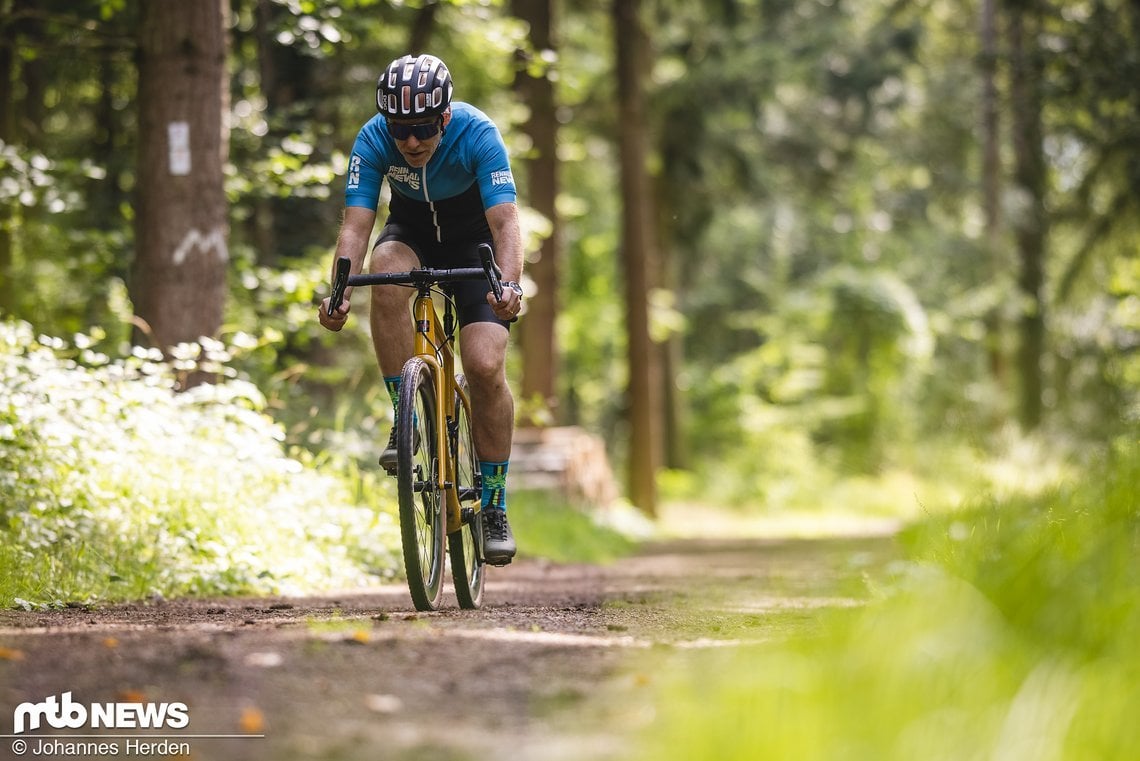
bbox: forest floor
[0,514,900,761]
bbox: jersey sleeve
[470,120,517,209]
[345,123,387,209]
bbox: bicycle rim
[448,374,484,609]
[397,358,445,611]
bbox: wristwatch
[503,281,524,297]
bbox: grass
[509,489,641,564]
[635,434,1140,761]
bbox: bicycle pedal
[483,556,513,568]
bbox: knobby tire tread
[397,358,444,611]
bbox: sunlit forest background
[2,3,1138,757]
[1,0,1137,601]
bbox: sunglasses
[386,119,442,141]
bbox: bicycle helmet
[376,54,454,119]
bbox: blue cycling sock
[480,460,509,512]
[385,374,420,431]
[384,375,401,414]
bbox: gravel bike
[329,245,506,611]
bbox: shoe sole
[379,452,397,475]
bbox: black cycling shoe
[379,425,421,474]
[481,509,516,566]
[378,427,399,473]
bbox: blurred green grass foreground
[638,435,1140,761]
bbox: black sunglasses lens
[387,120,440,140]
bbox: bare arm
[319,206,377,331]
[485,201,525,320]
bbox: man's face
[387,109,451,168]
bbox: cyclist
[318,53,523,565]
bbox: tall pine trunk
[614,0,661,516]
[512,0,562,423]
[132,0,229,367]
[1008,0,1047,429]
[0,0,14,315]
[980,0,1007,395]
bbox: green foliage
[637,434,1140,761]
[0,320,401,608]
[3,0,1135,518]
[0,141,132,340]
[676,262,943,505]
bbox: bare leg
[459,321,513,462]
[368,241,420,377]
[463,320,518,563]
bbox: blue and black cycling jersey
[345,102,517,244]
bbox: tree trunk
[0,0,14,315]
[132,0,229,367]
[613,0,661,516]
[980,0,1006,392]
[980,0,1001,235]
[250,0,323,263]
[662,318,688,469]
[1007,0,1048,430]
[512,0,562,424]
[408,2,439,53]
[252,0,280,264]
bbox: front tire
[397,357,445,611]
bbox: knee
[463,351,506,389]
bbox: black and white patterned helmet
[376,54,454,118]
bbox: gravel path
[0,533,898,761]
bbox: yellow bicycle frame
[411,290,474,535]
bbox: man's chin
[402,153,430,167]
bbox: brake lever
[477,243,504,303]
[329,256,351,315]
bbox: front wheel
[397,357,445,611]
[448,374,484,609]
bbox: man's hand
[319,296,350,331]
[487,285,522,321]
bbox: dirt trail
[0,532,898,761]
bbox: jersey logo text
[347,155,362,190]
[388,166,421,191]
